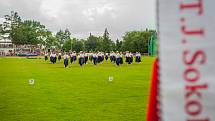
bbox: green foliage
[122,30,156,53]
[115,39,122,51]
[101,28,112,52]
[1,11,22,40]
[72,38,84,52]
[85,34,101,52]
[62,39,72,52]
[11,20,49,45]
[62,38,84,52]
[1,11,56,47]
[55,29,71,49]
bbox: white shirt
[116,53,120,58]
[53,54,56,57]
[64,54,69,59]
[93,53,98,58]
[125,53,129,57]
[84,53,88,57]
[136,53,141,57]
[112,53,116,57]
[78,54,84,58]
[129,53,133,57]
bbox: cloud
[82,4,116,22]
[0,0,156,40]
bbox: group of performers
[45,51,142,68]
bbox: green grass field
[0,57,154,121]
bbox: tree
[62,39,72,52]
[56,30,65,46]
[43,32,59,49]
[85,33,100,52]
[10,20,49,45]
[62,38,84,52]
[64,28,71,41]
[121,30,155,53]
[56,29,71,49]
[101,28,113,52]
[72,38,84,52]
[1,11,22,41]
[115,39,122,51]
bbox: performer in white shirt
[84,52,88,64]
[119,52,123,64]
[125,51,129,64]
[92,52,98,65]
[63,53,69,68]
[70,52,73,64]
[78,51,85,66]
[50,52,54,64]
[58,52,62,62]
[129,52,133,64]
[135,52,141,63]
[72,51,77,63]
[53,52,57,64]
[89,51,93,62]
[115,51,121,66]
[44,52,48,61]
[105,53,109,61]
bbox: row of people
[45,51,142,67]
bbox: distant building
[0,34,14,56]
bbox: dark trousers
[136,56,141,62]
[64,59,68,67]
[93,57,97,65]
[84,57,88,64]
[128,57,132,64]
[105,56,108,61]
[116,58,120,66]
[79,58,84,66]
[58,56,61,61]
[45,56,48,61]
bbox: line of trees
[0,11,157,53]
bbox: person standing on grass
[135,52,141,63]
[110,51,116,63]
[125,51,129,64]
[93,52,98,65]
[113,52,116,63]
[116,51,121,66]
[130,52,133,64]
[72,51,77,63]
[110,51,113,62]
[97,52,102,64]
[44,52,48,61]
[70,52,74,64]
[78,51,85,66]
[63,53,69,68]
[127,52,133,64]
[105,53,109,61]
[53,52,57,64]
[84,52,88,64]
[119,52,123,64]
[89,51,93,62]
[50,52,54,64]
[58,52,62,62]
[101,52,104,63]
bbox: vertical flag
[158,0,215,121]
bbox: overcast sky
[0,0,156,40]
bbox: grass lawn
[0,57,155,121]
